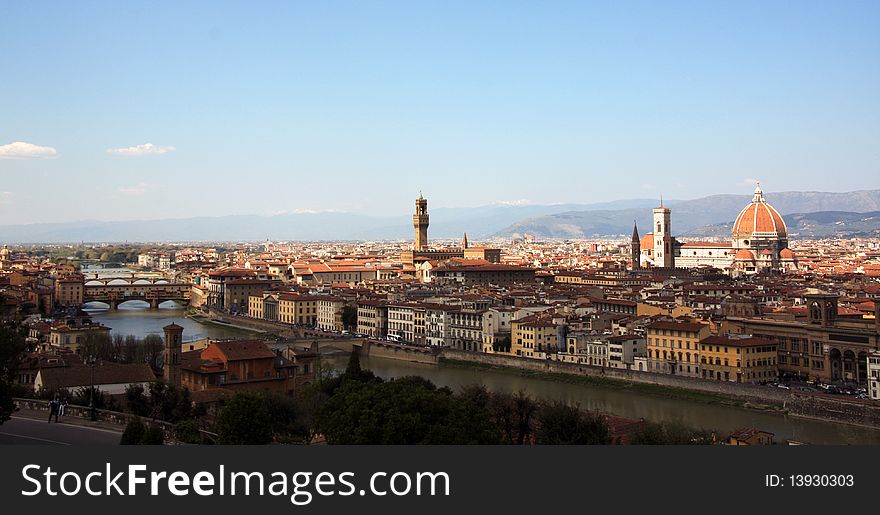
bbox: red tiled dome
[779,248,795,259]
[734,249,755,260]
[732,184,787,239]
[640,233,654,249]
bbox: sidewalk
[14,408,124,433]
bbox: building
[724,295,880,384]
[645,319,712,377]
[607,335,647,370]
[699,334,777,383]
[54,275,84,307]
[724,428,774,445]
[163,323,183,386]
[277,293,317,326]
[413,191,429,251]
[429,262,535,287]
[868,351,880,400]
[357,299,389,338]
[34,362,156,395]
[652,202,674,268]
[316,296,348,332]
[399,193,501,266]
[180,340,315,395]
[512,317,558,358]
[639,183,797,274]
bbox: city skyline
[2,1,879,225]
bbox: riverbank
[439,357,777,411]
[187,313,269,336]
[438,354,880,430]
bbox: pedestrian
[47,398,59,423]
[60,398,69,418]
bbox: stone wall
[363,340,440,364]
[13,398,178,441]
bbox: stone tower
[413,192,429,251]
[631,221,640,270]
[652,199,674,268]
[462,232,469,249]
[163,323,184,386]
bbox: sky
[1,1,879,225]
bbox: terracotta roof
[38,363,156,389]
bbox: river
[330,355,880,445]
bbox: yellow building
[646,319,712,377]
[511,316,558,358]
[700,335,778,383]
[278,293,318,326]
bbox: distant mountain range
[687,211,880,239]
[1,190,880,243]
[494,189,880,239]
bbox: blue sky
[1,1,878,224]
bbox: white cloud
[0,141,58,159]
[492,199,532,206]
[117,182,155,196]
[106,143,175,156]
[0,192,13,204]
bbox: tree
[341,305,358,330]
[0,321,26,425]
[175,419,203,444]
[125,383,150,416]
[317,376,501,444]
[534,401,611,445]
[629,422,715,445]
[147,382,192,422]
[121,417,146,444]
[489,390,538,445]
[140,426,165,445]
[215,391,273,445]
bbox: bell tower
[413,192,429,251]
[652,198,674,268]
[163,323,183,386]
[631,221,641,270]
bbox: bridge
[83,281,191,309]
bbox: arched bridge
[84,282,191,309]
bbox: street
[0,417,121,445]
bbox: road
[0,417,121,445]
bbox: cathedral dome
[779,248,795,259]
[732,183,787,239]
[639,233,654,249]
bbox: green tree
[140,426,165,445]
[534,401,611,445]
[215,391,273,445]
[629,422,715,445]
[121,417,146,445]
[341,305,358,330]
[318,376,501,444]
[125,383,150,417]
[0,320,26,425]
[175,419,203,444]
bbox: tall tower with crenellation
[413,192,429,251]
[652,198,674,268]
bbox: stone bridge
[84,282,191,309]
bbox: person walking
[47,398,59,423]
[59,398,68,418]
